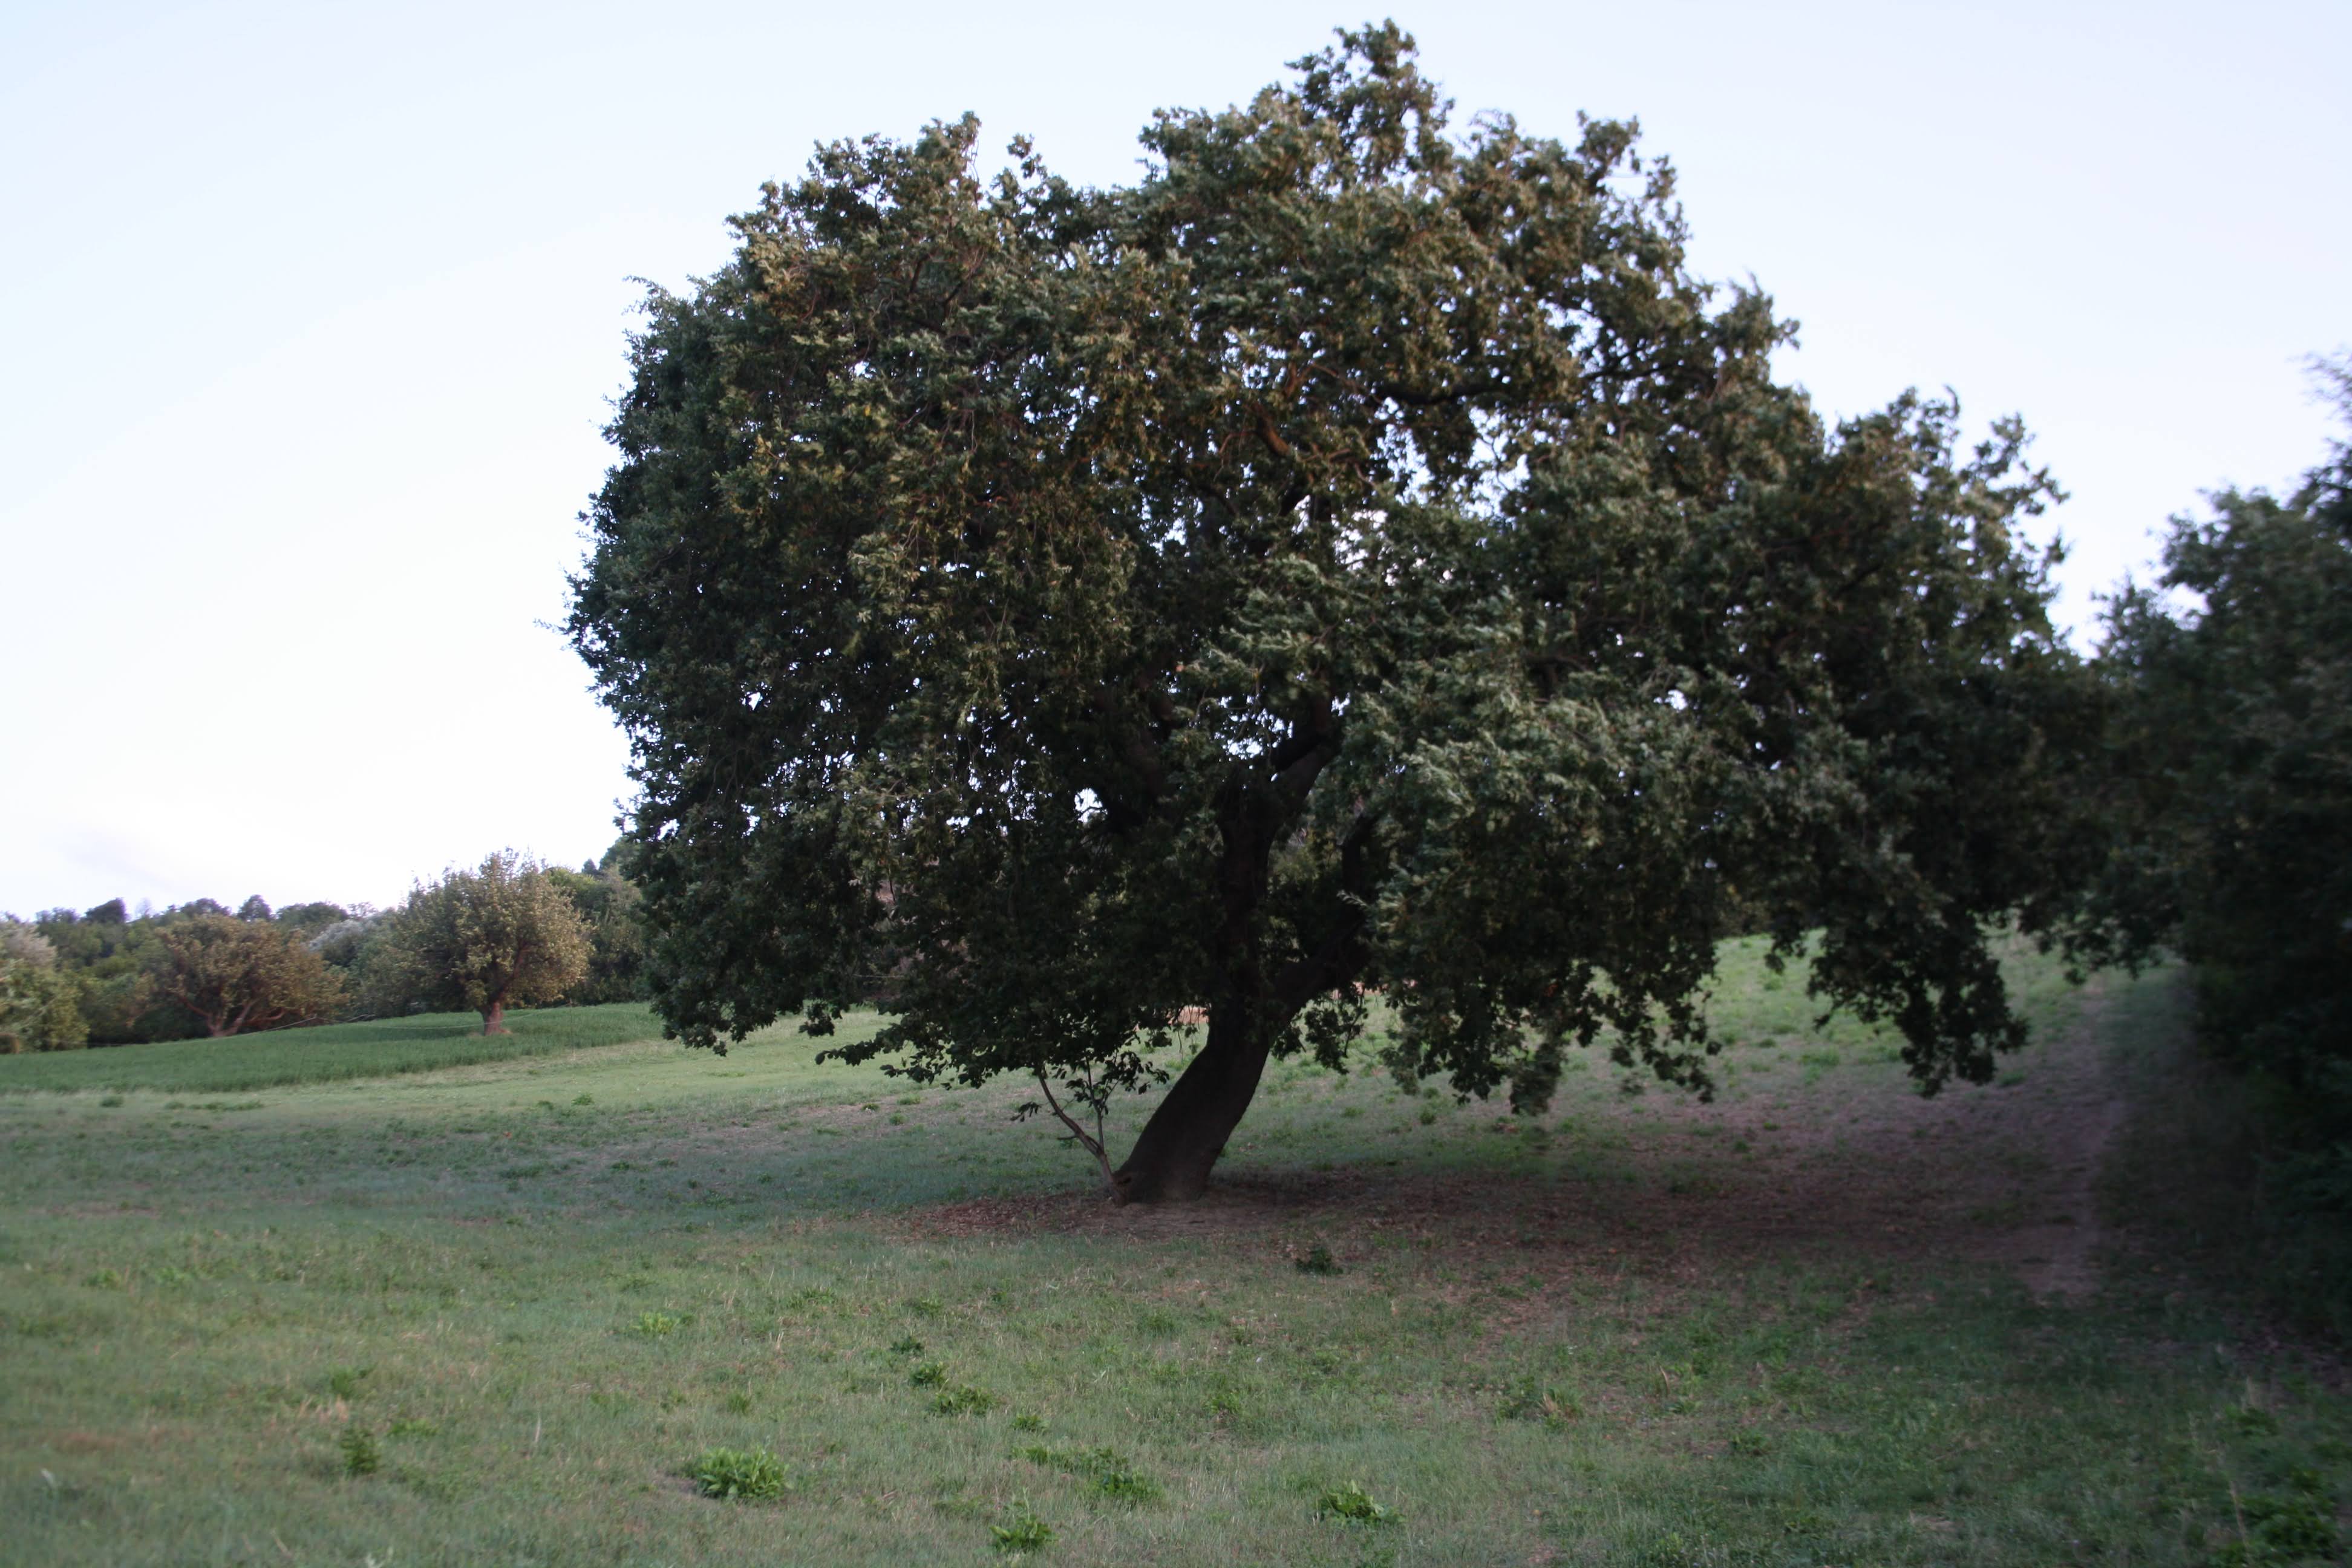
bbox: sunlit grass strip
[0,1004,668,1094]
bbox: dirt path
[2008,991,2128,1300]
[913,981,2134,1301]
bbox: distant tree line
[0,845,650,1050]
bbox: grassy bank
[2,941,2342,1566]
[0,1002,671,1095]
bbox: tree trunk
[482,999,508,1035]
[1111,1000,1278,1204]
[1109,751,1364,1204]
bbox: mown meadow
[3,941,2345,1566]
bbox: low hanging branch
[1031,1067,1115,1193]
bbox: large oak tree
[569,28,2101,1201]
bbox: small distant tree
[1,920,89,1052]
[381,853,592,1033]
[151,914,344,1037]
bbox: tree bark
[1111,999,1278,1203]
[1109,727,1365,1204]
[482,999,508,1035]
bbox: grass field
[0,1004,667,1094]
[3,940,2345,1566]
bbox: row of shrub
[0,848,648,1050]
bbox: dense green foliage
[570,27,2100,1197]
[2089,377,2352,1082]
[0,1001,662,1094]
[32,901,197,1044]
[27,900,355,1045]
[12,849,649,1048]
[0,921,87,1053]
[2074,370,2352,1282]
[358,854,593,1034]
[546,860,652,1005]
[151,913,344,1037]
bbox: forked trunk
[1111,1002,1278,1204]
[482,999,508,1036]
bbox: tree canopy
[152,913,345,1038]
[376,852,592,1033]
[2085,365,2352,1082]
[0,920,88,1053]
[569,27,2101,1200]
[545,857,653,1005]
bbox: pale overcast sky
[4,0,2345,916]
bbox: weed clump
[627,1311,681,1338]
[1317,1481,1393,1524]
[2215,1473,2339,1566]
[1020,1443,1161,1503]
[1497,1377,1578,1427]
[990,1503,1053,1553]
[689,1445,786,1501]
[2229,1405,2281,1437]
[933,1383,997,1416]
[327,1366,371,1401]
[1295,1241,1341,1275]
[338,1426,381,1477]
[909,1361,947,1387]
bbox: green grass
[0,1002,671,1094]
[2,940,2343,1565]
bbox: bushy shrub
[0,921,87,1052]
